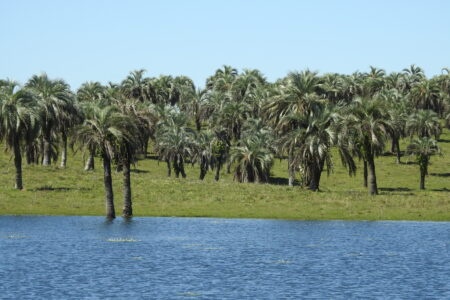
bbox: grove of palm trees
[1,65,450,220]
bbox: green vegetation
[0,130,449,220]
[1,65,450,220]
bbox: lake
[0,216,449,299]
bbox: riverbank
[1,133,450,221]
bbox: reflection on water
[0,216,449,299]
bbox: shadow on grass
[430,188,450,192]
[382,151,404,157]
[33,186,92,192]
[379,187,412,192]
[438,138,450,143]
[399,161,417,165]
[268,177,300,186]
[430,172,450,177]
[131,169,150,174]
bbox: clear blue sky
[1,0,449,90]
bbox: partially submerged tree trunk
[13,138,23,190]
[103,154,115,219]
[122,156,132,218]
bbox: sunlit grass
[0,130,449,221]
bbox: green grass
[1,130,450,220]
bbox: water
[0,216,449,299]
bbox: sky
[1,0,450,90]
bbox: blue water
[0,216,449,299]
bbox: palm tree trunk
[288,151,295,187]
[395,138,401,164]
[180,157,186,178]
[214,163,221,181]
[195,117,201,132]
[199,157,207,180]
[13,138,23,190]
[26,144,34,165]
[166,159,171,177]
[85,150,95,171]
[366,155,378,195]
[103,154,115,219]
[60,131,68,168]
[42,128,52,166]
[419,161,428,190]
[419,168,426,190]
[308,160,324,192]
[122,157,132,218]
[173,159,180,178]
[363,160,368,188]
[143,138,149,157]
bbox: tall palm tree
[26,73,74,166]
[77,82,107,170]
[406,137,440,190]
[0,81,39,189]
[264,70,324,186]
[342,96,393,195]
[73,104,136,219]
[115,113,140,218]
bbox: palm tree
[115,114,140,218]
[409,79,441,113]
[206,65,238,93]
[406,109,441,139]
[154,110,195,178]
[229,134,274,183]
[0,81,39,189]
[378,88,409,163]
[192,129,215,180]
[26,73,74,166]
[342,96,393,195]
[121,69,151,102]
[264,70,324,186]
[278,104,355,191]
[73,104,136,219]
[362,66,386,97]
[402,64,425,91]
[406,137,440,190]
[77,82,107,170]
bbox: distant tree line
[1,65,448,218]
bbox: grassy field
[1,131,449,221]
